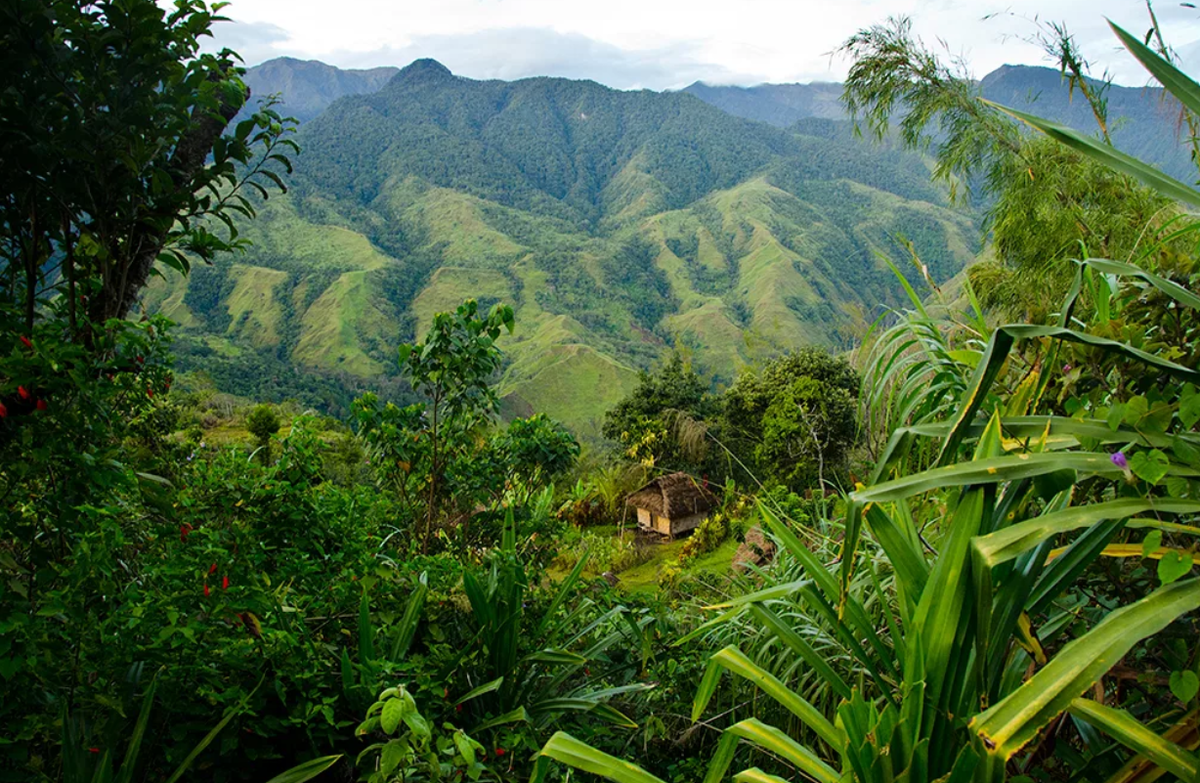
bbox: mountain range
[146,57,1192,435]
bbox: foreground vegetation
[3,3,1200,783]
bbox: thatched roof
[626,472,716,518]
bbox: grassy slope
[143,72,982,432]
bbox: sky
[208,0,1200,89]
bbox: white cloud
[206,0,1200,88]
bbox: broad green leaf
[473,707,529,732]
[380,697,404,735]
[390,572,427,661]
[1144,530,1165,559]
[1170,671,1200,703]
[1069,698,1199,782]
[521,650,588,666]
[1158,550,1194,584]
[733,769,790,783]
[358,588,375,664]
[703,579,810,610]
[704,732,738,783]
[1104,707,1200,783]
[1130,451,1171,486]
[537,732,668,783]
[971,578,1200,759]
[1182,388,1200,430]
[164,683,253,783]
[1079,258,1200,312]
[938,325,1200,466]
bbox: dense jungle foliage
[3,3,1200,783]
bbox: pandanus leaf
[537,732,668,783]
[1068,699,1199,783]
[971,578,1200,760]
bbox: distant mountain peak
[393,58,454,84]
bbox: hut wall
[636,508,653,530]
[670,512,707,537]
[654,514,671,536]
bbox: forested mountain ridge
[241,57,399,122]
[685,64,1194,179]
[147,58,979,433]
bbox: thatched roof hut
[626,473,717,538]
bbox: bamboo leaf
[1109,20,1200,118]
[984,100,1200,208]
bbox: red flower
[135,355,144,364]
[204,583,210,598]
[495,748,506,757]
[36,399,47,411]
[209,562,217,575]
[179,523,193,542]
[222,575,229,591]
[19,336,32,349]
[0,402,7,418]
[146,387,154,398]
[17,386,29,400]
[87,747,100,754]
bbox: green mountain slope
[148,60,978,435]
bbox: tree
[721,348,860,491]
[601,353,718,470]
[839,16,1181,319]
[398,299,514,551]
[0,0,296,334]
[245,404,281,463]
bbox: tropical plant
[454,511,655,748]
[532,20,1200,783]
[246,404,282,463]
[353,684,495,783]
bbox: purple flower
[1062,364,1072,374]
[1111,452,1129,470]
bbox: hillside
[147,59,979,434]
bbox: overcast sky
[208,0,1200,89]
